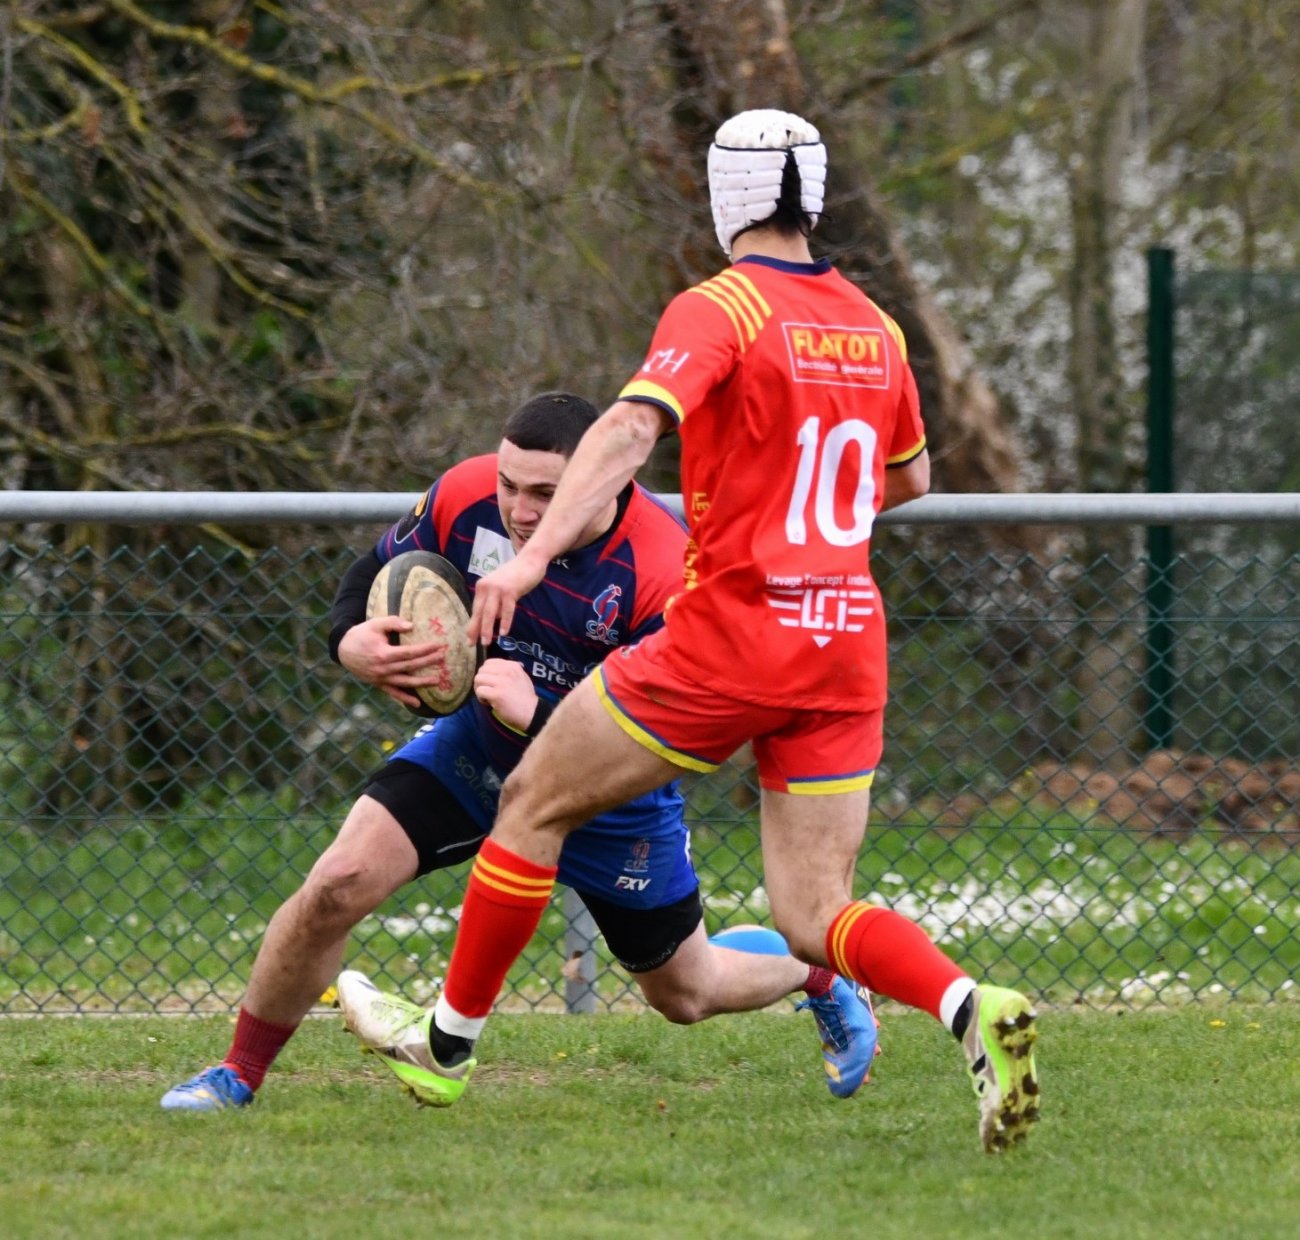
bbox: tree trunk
[656,0,1024,504]
[1068,0,1146,500]
[176,0,245,338]
[1063,0,1148,760]
[39,236,135,813]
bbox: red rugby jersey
[618,255,925,710]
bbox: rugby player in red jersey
[346,112,1040,1152]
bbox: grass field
[3,1005,1298,1239]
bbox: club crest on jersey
[624,838,652,873]
[784,323,890,389]
[468,527,515,579]
[586,584,623,646]
[615,838,653,891]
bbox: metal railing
[2,492,1297,1013]
[4,490,1300,525]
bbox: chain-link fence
[2,495,1298,1014]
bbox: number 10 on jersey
[785,417,878,547]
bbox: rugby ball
[366,550,482,716]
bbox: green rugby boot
[336,969,474,1108]
[962,985,1041,1152]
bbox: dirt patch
[917,749,1300,843]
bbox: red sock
[443,837,557,1019]
[222,1007,298,1091]
[803,965,836,998]
[826,902,968,1020]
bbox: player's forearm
[521,401,663,565]
[881,450,930,512]
[328,548,382,662]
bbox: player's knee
[498,768,577,838]
[496,770,531,820]
[497,768,551,831]
[299,859,376,930]
[643,987,710,1025]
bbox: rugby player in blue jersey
[162,392,877,1112]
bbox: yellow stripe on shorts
[786,771,876,796]
[594,669,719,774]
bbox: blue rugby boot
[160,1065,254,1112]
[709,925,791,956]
[711,925,880,1099]
[797,977,880,1099]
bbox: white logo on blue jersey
[468,528,515,579]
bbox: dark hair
[733,150,816,249]
[502,391,600,457]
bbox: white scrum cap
[707,109,827,257]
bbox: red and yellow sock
[442,837,557,1020]
[826,902,968,1021]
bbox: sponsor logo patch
[784,323,890,389]
[468,527,515,579]
[453,754,499,815]
[615,839,653,891]
[494,634,592,691]
[642,347,690,376]
[765,573,876,643]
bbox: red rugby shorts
[595,630,884,795]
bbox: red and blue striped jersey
[376,453,688,771]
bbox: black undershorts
[362,759,703,973]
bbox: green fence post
[1145,247,1176,751]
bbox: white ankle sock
[939,978,978,1034]
[434,994,487,1042]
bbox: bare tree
[1065,0,1147,498]
[652,0,1026,499]
[3,0,1297,813]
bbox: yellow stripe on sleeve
[716,269,773,319]
[616,380,685,424]
[692,284,754,345]
[491,709,528,737]
[886,435,927,466]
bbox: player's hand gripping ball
[366,551,483,716]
